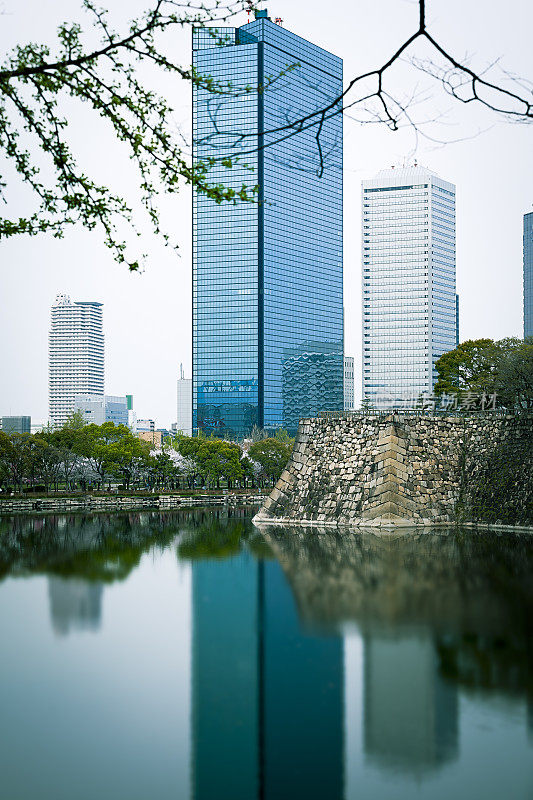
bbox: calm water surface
[0,508,532,800]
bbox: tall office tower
[177,363,193,436]
[524,211,533,338]
[192,10,343,438]
[344,356,355,411]
[49,294,104,428]
[361,167,456,409]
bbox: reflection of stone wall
[260,526,533,634]
[254,414,533,526]
[262,526,533,698]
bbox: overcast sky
[1,0,532,427]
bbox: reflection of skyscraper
[191,554,344,799]
[524,211,533,338]
[192,552,260,800]
[48,577,103,636]
[363,633,458,775]
[262,560,344,800]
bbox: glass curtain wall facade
[524,212,533,338]
[361,167,456,408]
[193,13,343,438]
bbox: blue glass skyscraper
[192,11,343,438]
[524,211,533,339]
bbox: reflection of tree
[0,506,272,582]
[178,518,245,560]
[178,510,274,561]
[0,511,180,582]
[437,632,533,698]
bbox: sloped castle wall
[253,414,533,527]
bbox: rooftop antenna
[180,362,184,379]
[245,0,254,20]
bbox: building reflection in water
[47,577,104,636]
[363,633,458,775]
[191,553,344,800]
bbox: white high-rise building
[361,166,457,409]
[344,356,355,411]
[49,294,104,428]
[177,364,192,436]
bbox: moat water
[0,508,532,799]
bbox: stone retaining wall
[254,414,533,527]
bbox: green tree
[31,437,62,491]
[435,337,533,410]
[75,421,137,487]
[434,339,497,396]
[108,434,151,489]
[44,411,86,488]
[149,451,178,489]
[177,437,243,489]
[0,432,34,491]
[360,397,375,412]
[0,1,258,270]
[493,337,533,410]
[248,438,292,485]
[274,428,295,445]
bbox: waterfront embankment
[0,492,265,515]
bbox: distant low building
[524,212,533,338]
[344,356,355,411]
[126,394,137,432]
[75,395,129,426]
[1,416,31,434]
[177,364,192,436]
[136,418,155,432]
[137,429,163,449]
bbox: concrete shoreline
[0,493,264,515]
[252,515,533,533]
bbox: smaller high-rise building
[1,416,31,434]
[524,212,533,338]
[344,356,355,411]
[177,364,193,437]
[49,294,104,428]
[75,395,129,426]
[126,395,137,432]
